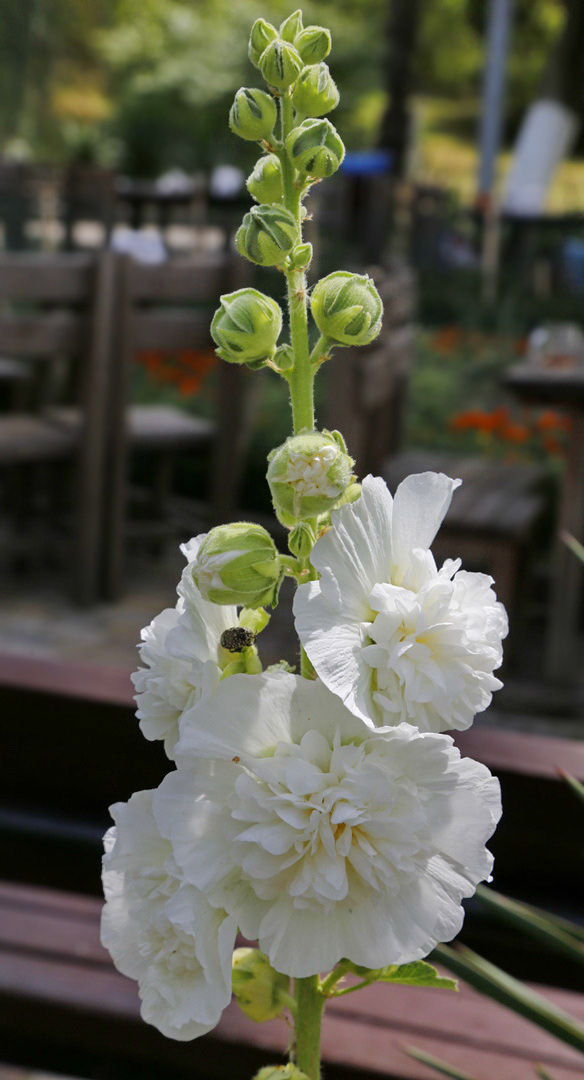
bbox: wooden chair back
[0,252,116,602]
[104,251,255,597]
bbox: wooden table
[504,362,584,684]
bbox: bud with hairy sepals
[248,18,278,67]
[229,87,277,142]
[232,948,291,1023]
[294,25,331,65]
[193,523,283,608]
[236,204,297,267]
[246,154,283,204]
[311,271,383,346]
[279,10,303,42]
[267,431,354,525]
[259,38,303,90]
[286,118,345,179]
[211,288,282,366]
[291,63,339,118]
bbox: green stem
[295,976,324,1080]
[279,92,315,435]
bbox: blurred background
[0,2,583,1079]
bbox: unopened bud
[253,1068,310,1080]
[291,63,339,118]
[236,204,297,267]
[193,523,283,608]
[267,431,354,525]
[286,118,345,179]
[279,9,303,42]
[273,343,295,371]
[259,38,303,90]
[288,522,315,559]
[211,288,282,365]
[311,271,383,347]
[249,18,278,68]
[294,25,331,65]
[289,241,313,270]
[229,87,277,142]
[247,154,283,204]
[232,948,291,1023]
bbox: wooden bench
[1,880,584,1080]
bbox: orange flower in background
[136,348,217,396]
[450,404,570,459]
[432,326,463,355]
[501,421,530,444]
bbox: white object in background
[209,165,244,199]
[110,226,167,264]
[504,99,580,215]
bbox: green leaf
[475,885,584,968]
[374,960,457,990]
[405,1046,478,1079]
[434,944,584,1055]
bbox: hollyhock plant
[102,12,506,1079]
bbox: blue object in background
[340,149,394,176]
[563,238,584,293]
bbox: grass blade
[475,884,584,968]
[557,767,584,807]
[433,944,584,1055]
[405,1046,477,1079]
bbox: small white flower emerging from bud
[232,947,291,1022]
[267,431,354,525]
[236,204,297,267]
[291,62,339,118]
[294,25,331,65]
[211,288,282,367]
[311,270,383,347]
[247,154,283,204]
[193,522,283,609]
[229,87,277,142]
[286,118,345,179]
[248,18,278,68]
[259,38,304,90]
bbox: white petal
[391,472,461,569]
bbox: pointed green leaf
[475,885,584,968]
[405,1046,478,1080]
[434,944,584,1055]
[375,960,457,990]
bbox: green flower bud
[236,204,297,267]
[267,431,354,525]
[294,25,331,65]
[311,271,383,346]
[289,241,313,270]
[259,38,303,90]
[253,1068,310,1080]
[193,522,283,608]
[279,9,303,42]
[232,948,290,1023]
[211,288,282,365]
[249,18,278,67]
[288,521,315,559]
[291,63,339,118]
[229,87,277,142]
[286,118,345,179]
[273,343,295,371]
[246,154,283,204]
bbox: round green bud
[286,118,345,179]
[288,521,315,559]
[279,9,303,42]
[246,154,283,205]
[291,63,339,118]
[249,18,278,68]
[267,431,354,525]
[193,522,283,608]
[294,25,331,65]
[211,288,282,366]
[273,343,294,371]
[232,948,290,1023]
[229,87,277,142]
[236,204,297,267]
[259,38,304,90]
[289,241,313,270]
[253,1068,310,1080]
[311,271,383,347]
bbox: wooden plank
[126,253,241,302]
[0,312,88,356]
[0,415,75,463]
[130,309,211,351]
[0,654,135,708]
[0,254,95,301]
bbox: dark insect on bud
[221,626,256,652]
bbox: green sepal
[294,25,331,65]
[259,38,303,90]
[248,18,278,68]
[345,960,458,990]
[279,9,303,42]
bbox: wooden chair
[102,251,256,599]
[0,252,115,603]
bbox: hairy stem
[295,976,324,1080]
